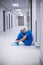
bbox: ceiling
[0,0,29,16]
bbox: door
[3,10,5,31]
[11,15,13,28]
[9,14,10,29]
[18,16,24,26]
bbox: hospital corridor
[0,0,43,65]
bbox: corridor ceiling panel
[0,0,29,15]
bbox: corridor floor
[0,29,41,65]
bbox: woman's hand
[18,40,22,42]
[15,39,22,43]
[15,40,19,43]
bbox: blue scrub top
[16,30,33,45]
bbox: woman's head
[21,28,27,33]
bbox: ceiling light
[12,3,19,7]
[19,12,22,14]
[20,14,23,16]
[16,9,21,11]
[18,11,23,16]
[19,13,23,16]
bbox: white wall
[32,0,36,43]
[13,15,15,29]
[5,11,14,30]
[36,0,41,46]
[0,3,15,32]
[9,12,13,29]
[24,16,27,28]
[40,0,43,64]
[13,15,18,30]
[5,11,9,30]
[0,4,12,32]
[32,0,41,46]
[0,4,5,32]
[13,15,18,31]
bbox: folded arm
[19,35,27,42]
[16,35,27,42]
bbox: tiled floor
[0,29,41,65]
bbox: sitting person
[15,28,33,46]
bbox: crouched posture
[16,28,33,46]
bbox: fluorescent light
[19,13,23,16]
[20,14,23,16]
[12,3,19,7]
[18,11,23,16]
[16,9,21,11]
[19,12,22,14]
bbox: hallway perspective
[0,0,43,65]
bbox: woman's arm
[19,35,27,41]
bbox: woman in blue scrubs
[16,28,33,46]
